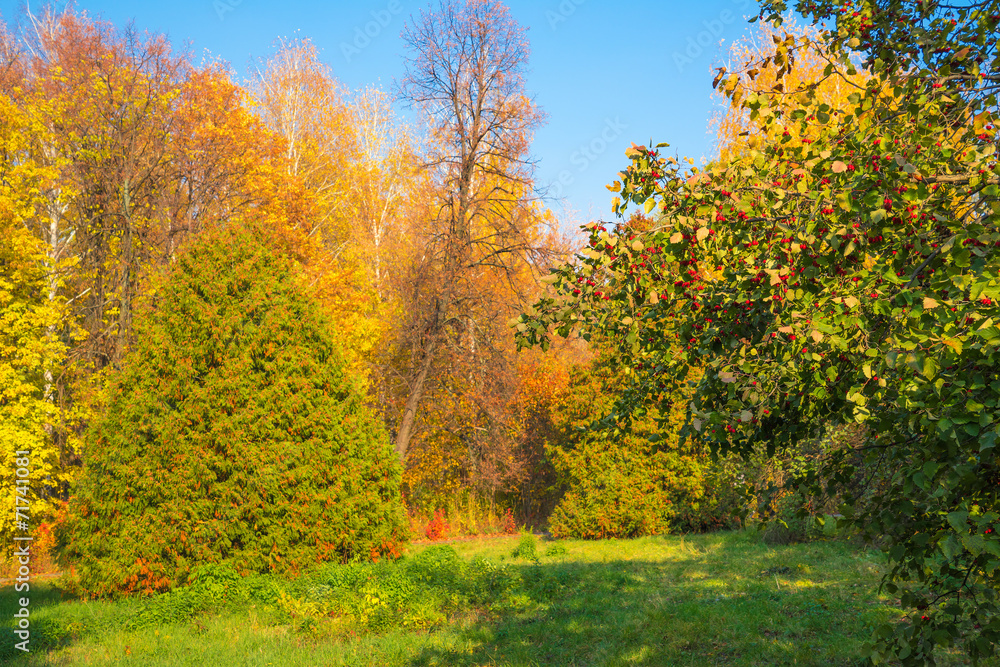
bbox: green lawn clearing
[1,530,987,666]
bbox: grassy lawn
[0,530,987,666]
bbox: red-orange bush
[424,510,450,541]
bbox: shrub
[56,223,406,597]
[546,352,728,539]
[501,507,518,534]
[510,532,537,560]
[544,542,567,557]
[424,509,450,541]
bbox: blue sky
[0,0,762,228]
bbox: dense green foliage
[547,353,735,538]
[57,225,406,596]
[519,1,1000,663]
[115,545,535,635]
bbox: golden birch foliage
[348,85,422,303]
[247,43,386,384]
[711,15,869,161]
[249,37,358,247]
[0,96,70,548]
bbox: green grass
[0,530,989,666]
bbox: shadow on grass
[0,533,893,666]
[407,537,888,667]
[1,578,81,662]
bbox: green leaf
[923,356,939,380]
[947,511,969,533]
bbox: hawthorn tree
[518,1,1000,663]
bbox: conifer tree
[58,223,405,596]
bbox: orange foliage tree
[391,0,554,473]
[710,14,870,161]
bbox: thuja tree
[58,224,406,597]
[518,1,999,663]
[547,348,733,539]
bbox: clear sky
[0,0,763,228]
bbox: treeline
[0,3,560,537]
[0,2,732,588]
[1,2,828,597]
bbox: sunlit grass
[1,530,992,666]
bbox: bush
[300,545,530,630]
[424,509,450,541]
[511,532,537,560]
[57,223,406,597]
[546,353,730,539]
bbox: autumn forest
[3,0,1000,664]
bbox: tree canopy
[518,1,1000,663]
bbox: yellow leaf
[942,336,963,354]
[923,297,939,309]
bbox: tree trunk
[394,336,437,460]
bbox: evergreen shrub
[57,223,405,596]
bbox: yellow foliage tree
[711,15,869,161]
[0,95,72,554]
